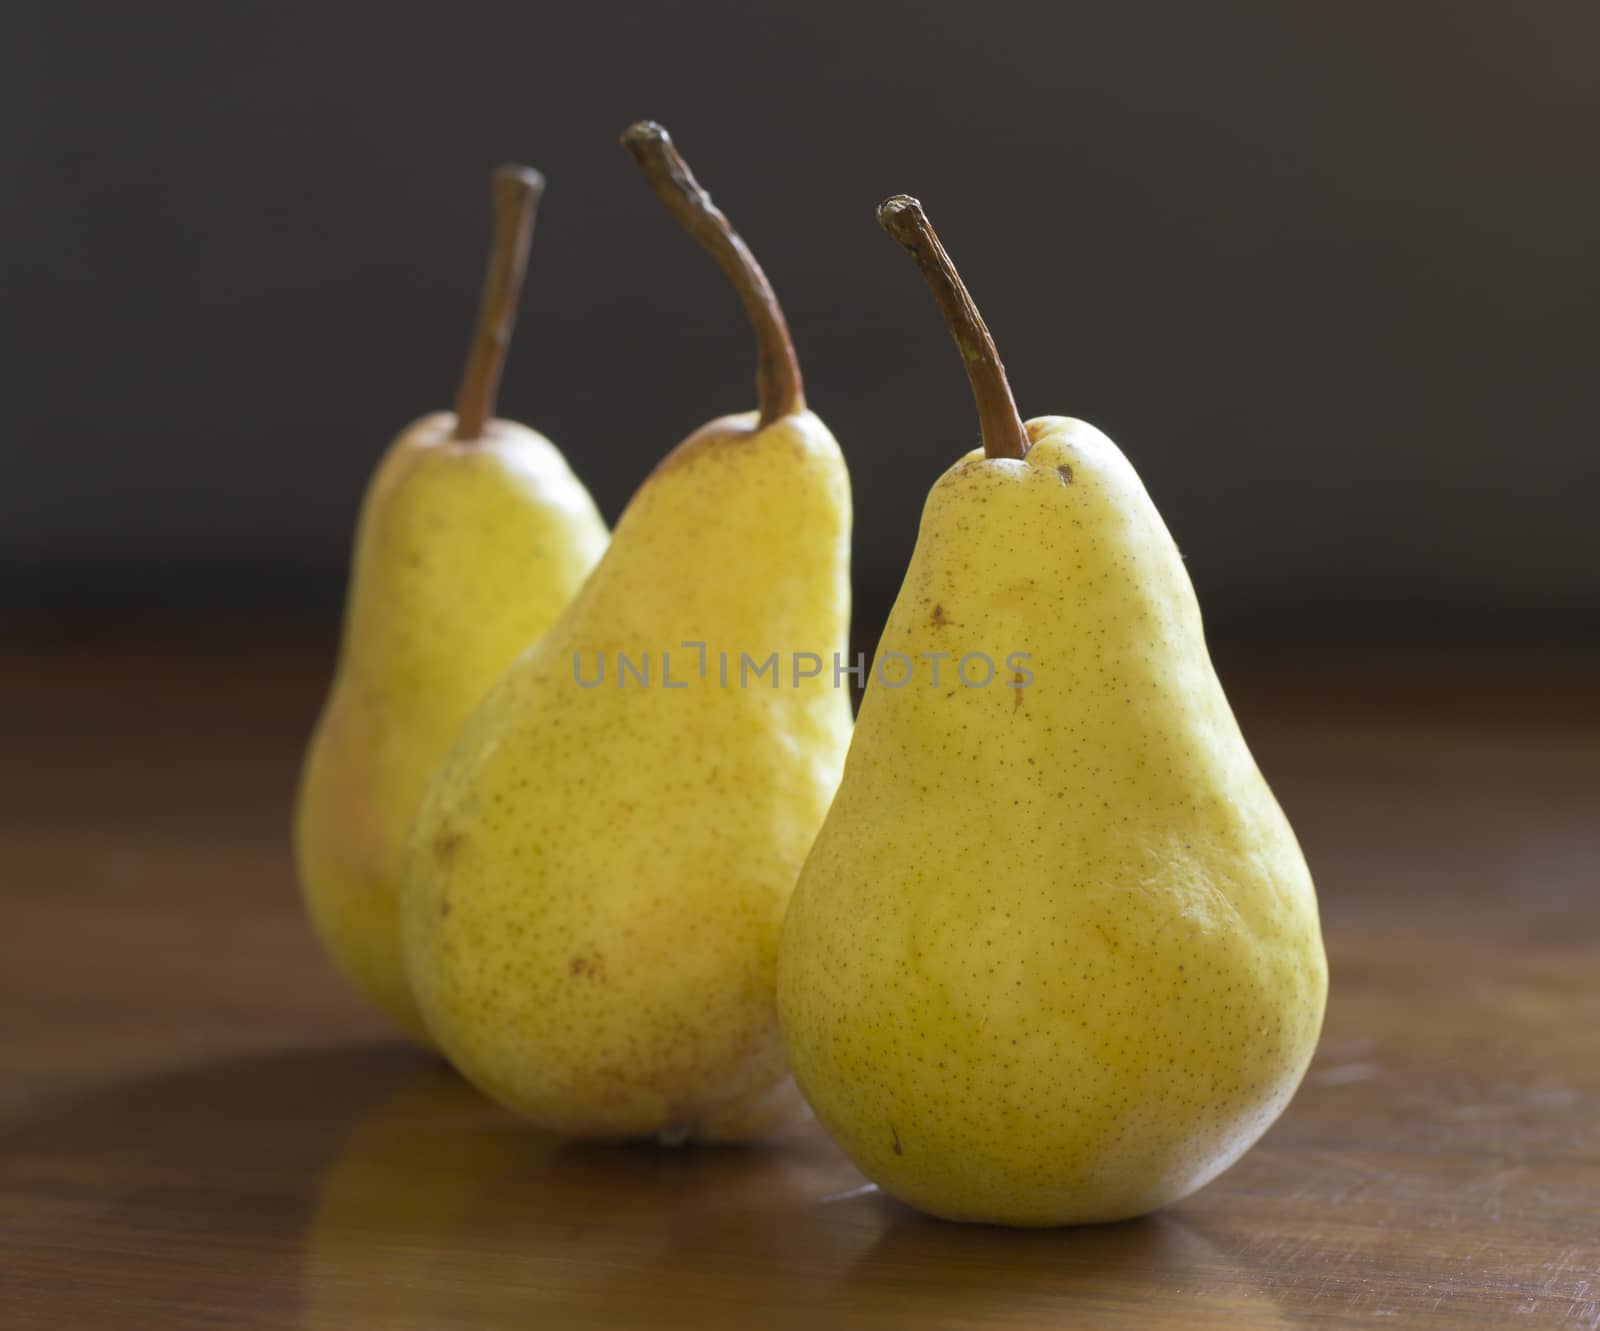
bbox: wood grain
[2,632,1597,1329]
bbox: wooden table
[3,633,1597,1329]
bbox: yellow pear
[778,197,1327,1225]
[402,123,852,1140]
[295,167,608,1044]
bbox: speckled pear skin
[403,409,853,1141]
[778,416,1327,1226]
[295,413,608,1044]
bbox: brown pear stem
[877,195,1030,461]
[453,164,544,441]
[621,121,803,428]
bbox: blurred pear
[296,167,607,1042]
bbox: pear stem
[621,121,804,428]
[453,164,544,442]
[877,195,1030,462]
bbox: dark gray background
[7,1,1597,643]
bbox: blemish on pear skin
[569,955,605,980]
[929,603,950,627]
[891,1123,903,1155]
[1013,673,1026,710]
[433,826,464,863]
[1057,464,1073,485]
[439,897,451,919]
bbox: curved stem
[621,121,804,428]
[877,195,1030,461]
[453,164,544,441]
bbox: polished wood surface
[3,634,1597,1329]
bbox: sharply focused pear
[295,168,608,1043]
[778,197,1327,1225]
[402,123,853,1140]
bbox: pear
[295,167,608,1044]
[401,123,853,1141]
[777,196,1327,1225]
